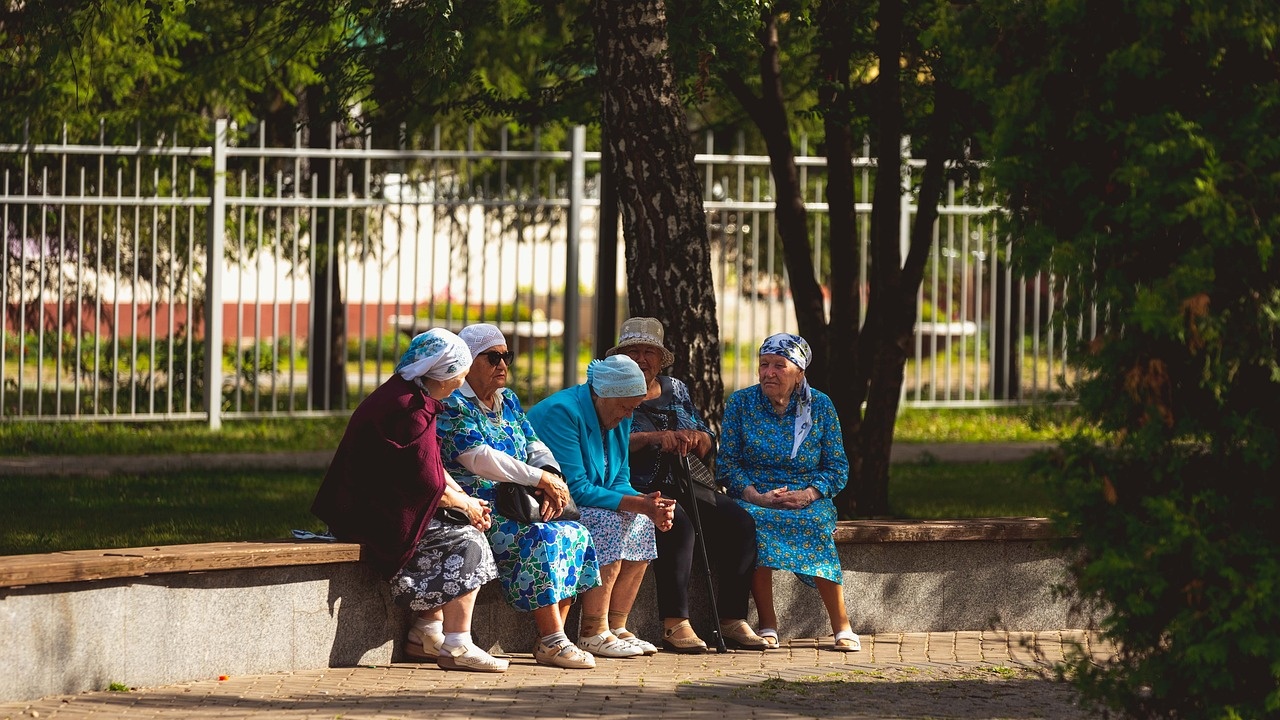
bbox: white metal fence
[2,121,1083,425]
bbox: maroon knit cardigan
[312,375,448,579]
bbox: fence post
[205,119,227,430]
[563,126,586,387]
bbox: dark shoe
[661,620,708,654]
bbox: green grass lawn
[0,405,1088,456]
[0,459,1057,556]
[0,406,1079,555]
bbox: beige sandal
[535,640,596,669]
[720,620,771,650]
[661,620,708,654]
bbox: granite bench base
[0,519,1097,702]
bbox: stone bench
[0,518,1092,703]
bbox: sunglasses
[480,350,515,366]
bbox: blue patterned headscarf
[587,355,647,397]
[759,333,813,458]
[395,328,472,383]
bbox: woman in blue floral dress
[436,324,602,670]
[718,333,859,652]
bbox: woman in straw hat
[610,317,770,653]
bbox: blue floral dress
[718,385,849,584]
[437,388,600,612]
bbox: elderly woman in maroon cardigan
[312,328,507,673]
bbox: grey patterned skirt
[389,519,499,611]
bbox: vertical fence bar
[1,171,10,416]
[205,119,227,430]
[563,125,584,387]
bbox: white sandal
[436,642,510,672]
[833,630,861,652]
[758,628,780,648]
[578,631,644,658]
[612,627,658,655]
[535,640,596,669]
[405,627,444,660]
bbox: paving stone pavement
[0,631,1114,720]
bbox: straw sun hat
[605,316,675,369]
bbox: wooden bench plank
[0,540,363,589]
[0,519,1061,590]
[833,517,1058,543]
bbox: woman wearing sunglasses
[435,324,602,669]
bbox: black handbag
[434,505,472,526]
[496,466,581,523]
[680,453,722,505]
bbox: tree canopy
[950,1,1280,715]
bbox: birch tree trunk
[594,0,725,425]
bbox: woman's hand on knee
[536,470,571,519]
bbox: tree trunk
[722,12,827,379]
[815,0,864,489]
[304,88,347,411]
[838,0,906,518]
[853,73,959,518]
[594,0,724,425]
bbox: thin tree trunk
[722,12,827,380]
[594,0,724,425]
[815,0,863,482]
[856,77,957,517]
[304,89,346,411]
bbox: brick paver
[0,631,1115,719]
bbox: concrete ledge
[0,518,1095,703]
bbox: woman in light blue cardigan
[528,355,676,658]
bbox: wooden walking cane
[677,453,728,653]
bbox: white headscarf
[394,329,472,383]
[587,355,647,397]
[759,333,813,458]
[458,323,506,358]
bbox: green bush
[413,302,536,323]
[953,0,1280,716]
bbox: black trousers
[652,490,757,620]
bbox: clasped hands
[649,429,711,458]
[619,490,676,532]
[446,487,493,531]
[744,484,819,510]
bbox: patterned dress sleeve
[717,390,749,497]
[792,391,849,499]
[436,393,487,468]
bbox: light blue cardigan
[526,383,640,511]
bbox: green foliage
[950,0,1280,716]
[0,0,349,140]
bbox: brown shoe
[661,620,708,654]
[720,620,771,650]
